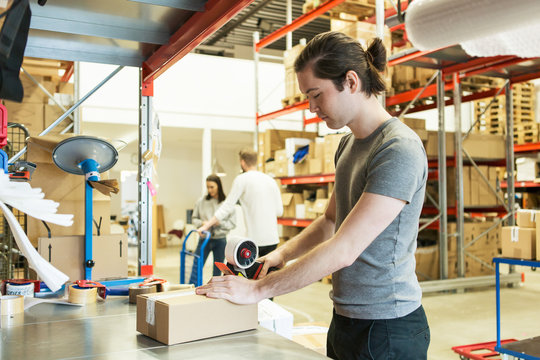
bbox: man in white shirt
[198,148,283,256]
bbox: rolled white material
[405,0,540,56]
[6,283,34,298]
[0,172,72,292]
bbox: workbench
[1,297,328,359]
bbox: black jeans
[327,305,430,360]
[258,244,277,257]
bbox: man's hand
[258,250,286,279]
[195,275,263,304]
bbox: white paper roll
[6,282,34,298]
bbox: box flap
[281,193,294,206]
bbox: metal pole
[74,61,81,134]
[453,73,465,278]
[505,81,515,226]
[253,31,260,153]
[138,70,153,275]
[286,0,292,50]
[9,65,124,163]
[437,69,448,279]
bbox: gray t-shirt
[330,117,427,320]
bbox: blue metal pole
[79,158,100,280]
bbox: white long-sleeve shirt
[214,170,283,247]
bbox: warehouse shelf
[514,142,540,153]
[422,206,507,217]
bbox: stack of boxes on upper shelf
[502,209,540,261]
[3,58,75,136]
[473,82,537,145]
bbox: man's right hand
[258,250,286,279]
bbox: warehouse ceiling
[199,0,330,53]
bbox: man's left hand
[196,275,262,304]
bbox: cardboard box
[517,209,539,228]
[38,234,128,281]
[44,104,73,134]
[312,198,328,215]
[323,133,347,173]
[136,289,257,345]
[281,193,304,218]
[501,226,536,260]
[402,117,426,130]
[3,102,44,137]
[304,200,317,219]
[516,157,538,182]
[463,133,506,160]
[425,131,454,158]
[259,130,317,163]
[415,245,439,281]
[308,158,323,174]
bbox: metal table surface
[1,297,328,360]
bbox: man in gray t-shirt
[332,118,427,320]
[197,32,431,360]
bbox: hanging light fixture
[212,158,226,177]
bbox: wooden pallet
[303,0,376,18]
[281,93,307,107]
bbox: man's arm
[196,191,406,304]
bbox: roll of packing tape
[68,285,97,304]
[6,282,35,298]
[0,295,24,316]
[128,284,157,304]
[225,236,258,269]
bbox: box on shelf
[401,117,426,130]
[304,200,317,219]
[425,131,454,158]
[3,102,44,137]
[517,209,539,228]
[463,133,506,160]
[258,129,317,165]
[312,198,328,215]
[516,156,539,182]
[136,289,257,345]
[282,193,304,218]
[324,133,347,173]
[415,245,439,281]
[44,104,73,134]
[501,226,536,260]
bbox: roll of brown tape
[128,285,157,304]
[0,295,24,316]
[68,285,97,304]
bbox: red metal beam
[510,70,540,84]
[279,173,335,185]
[385,82,453,107]
[277,218,312,227]
[442,56,514,75]
[388,49,443,67]
[60,62,74,82]
[304,116,322,125]
[257,100,309,124]
[391,88,504,115]
[514,142,540,153]
[255,0,346,52]
[463,58,533,78]
[142,0,253,82]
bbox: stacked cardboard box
[323,133,347,173]
[257,129,317,173]
[3,69,74,137]
[401,117,428,144]
[501,209,539,260]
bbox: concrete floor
[152,245,540,359]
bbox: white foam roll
[6,282,35,298]
[225,236,258,269]
[405,0,540,51]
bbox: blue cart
[180,230,211,287]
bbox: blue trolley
[180,230,211,287]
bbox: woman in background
[189,174,236,285]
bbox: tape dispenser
[215,236,278,279]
